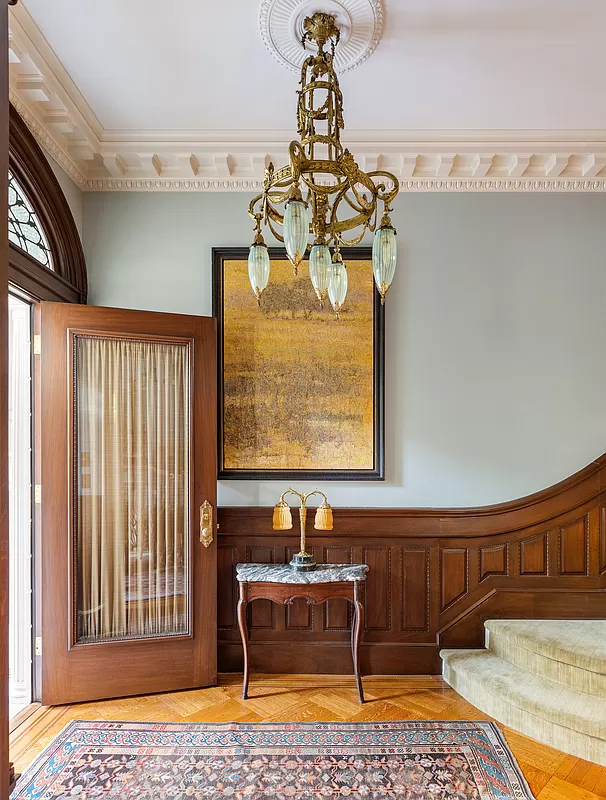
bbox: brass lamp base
[289,553,316,571]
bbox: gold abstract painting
[214,248,384,479]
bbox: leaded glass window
[8,171,53,270]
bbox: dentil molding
[8,3,606,193]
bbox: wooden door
[35,303,217,705]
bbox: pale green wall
[83,191,606,507]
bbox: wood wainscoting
[218,456,606,675]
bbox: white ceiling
[18,0,606,133]
[9,0,606,191]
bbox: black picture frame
[212,246,385,481]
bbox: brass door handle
[200,500,213,547]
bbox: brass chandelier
[247,11,399,316]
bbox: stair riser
[489,635,606,697]
[442,661,606,767]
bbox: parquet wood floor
[10,674,606,800]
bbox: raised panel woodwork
[217,454,606,674]
[362,547,390,631]
[559,516,588,575]
[285,546,313,630]
[440,548,468,611]
[401,549,429,631]
[217,546,238,630]
[323,546,352,631]
[479,543,508,581]
[519,534,547,575]
[246,546,274,629]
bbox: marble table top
[236,563,368,584]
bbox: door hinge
[33,334,41,355]
[35,637,42,657]
[34,484,41,504]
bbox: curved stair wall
[217,455,606,674]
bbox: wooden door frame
[1,2,9,796]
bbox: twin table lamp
[272,489,333,571]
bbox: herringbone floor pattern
[10,675,606,799]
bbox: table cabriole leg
[237,583,249,700]
[352,581,365,703]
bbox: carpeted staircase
[440,620,606,765]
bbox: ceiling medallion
[248,11,398,317]
[259,0,383,74]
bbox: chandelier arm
[367,170,400,205]
[340,191,372,215]
[339,160,378,210]
[266,188,296,206]
[299,173,349,196]
[331,210,374,235]
[345,182,375,213]
[289,141,305,183]
[329,183,370,235]
[248,194,265,221]
[271,164,297,185]
[266,216,285,243]
[265,202,285,226]
[336,224,369,248]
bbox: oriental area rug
[12,720,535,800]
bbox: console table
[236,563,368,703]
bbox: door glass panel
[74,335,190,644]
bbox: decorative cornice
[8,5,606,193]
[82,177,606,193]
[9,91,88,189]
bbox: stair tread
[440,649,606,740]
[485,620,606,676]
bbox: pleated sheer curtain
[75,336,190,643]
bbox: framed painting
[213,247,384,480]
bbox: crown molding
[81,178,606,193]
[8,6,606,193]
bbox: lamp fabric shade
[314,502,333,531]
[272,501,293,531]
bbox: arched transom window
[8,170,53,270]
[8,104,87,303]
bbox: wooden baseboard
[218,673,446,689]
[218,643,442,675]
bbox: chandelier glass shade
[309,243,331,304]
[247,238,271,304]
[328,249,348,318]
[247,11,399,315]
